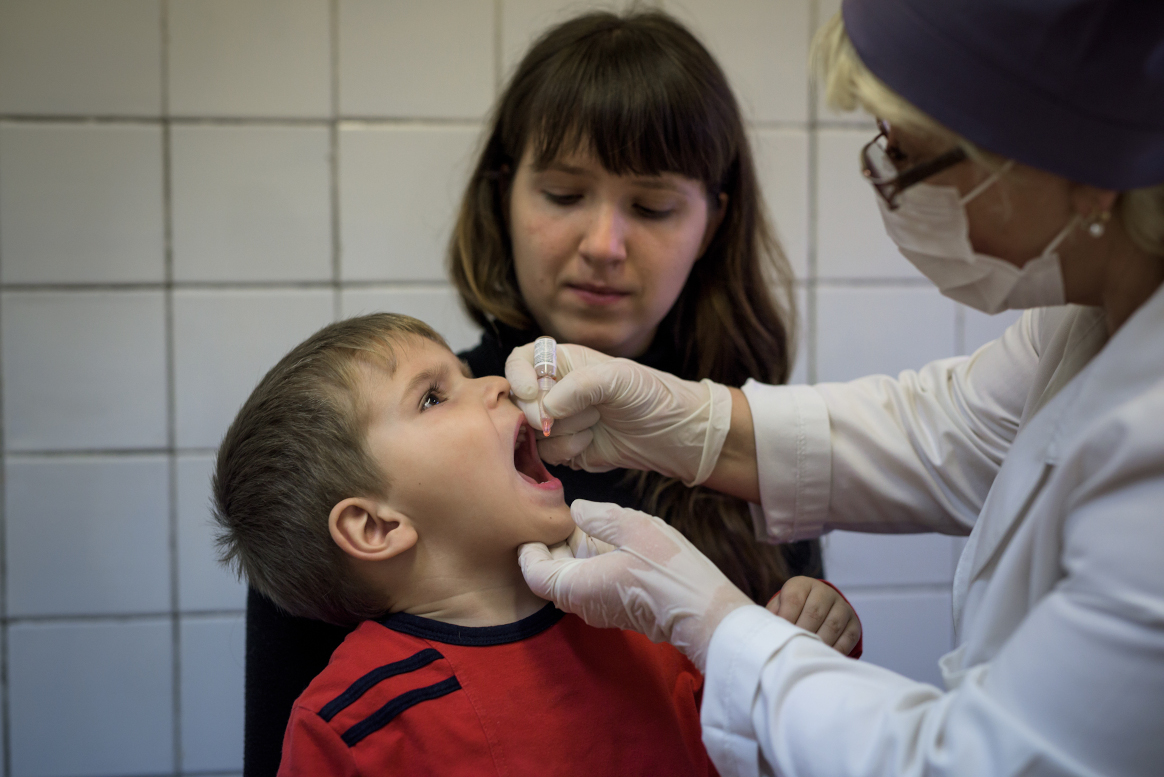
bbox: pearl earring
[1087,211,1111,238]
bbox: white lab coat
[700,285,1164,777]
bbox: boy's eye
[421,390,444,410]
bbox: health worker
[508,1,1164,775]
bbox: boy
[214,314,858,776]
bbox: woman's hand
[505,341,732,486]
[767,577,863,657]
[520,500,753,671]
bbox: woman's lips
[566,283,631,306]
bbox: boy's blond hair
[213,313,448,625]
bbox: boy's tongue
[514,424,554,486]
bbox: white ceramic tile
[181,615,246,773]
[171,125,331,282]
[9,619,174,777]
[823,531,957,588]
[340,286,484,354]
[812,0,876,127]
[6,456,170,617]
[753,129,809,280]
[339,0,494,119]
[815,285,956,382]
[339,126,480,281]
[168,0,330,118]
[178,454,247,611]
[962,306,1024,355]
[663,0,810,124]
[844,589,953,687]
[816,128,921,279]
[2,291,167,450]
[500,0,654,78]
[174,289,335,448]
[0,123,164,283]
[0,0,161,115]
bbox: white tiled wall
[0,1,1003,773]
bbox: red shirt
[278,604,718,777]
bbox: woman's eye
[543,191,582,206]
[421,391,444,410]
[634,203,674,219]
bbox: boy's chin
[525,504,575,547]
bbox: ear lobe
[329,498,417,562]
[1069,183,1119,218]
[698,192,729,258]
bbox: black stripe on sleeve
[341,676,462,747]
[319,648,444,722]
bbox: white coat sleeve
[747,310,1049,542]
[701,398,1164,777]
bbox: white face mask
[877,165,1075,314]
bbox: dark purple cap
[841,0,1164,189]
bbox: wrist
[685,379,733,486]
[701,387,761,502]
[671,588,753,672]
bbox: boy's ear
[329,498,417,562]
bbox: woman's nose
[579,203,627,264]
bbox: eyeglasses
[861,120,967,209]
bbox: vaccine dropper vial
[533,336,557,436]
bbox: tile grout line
[1,122,10,777]
[0,279,459,291]
[5,610,245,626]
[806,0,820,385]
[493,0,504,96]
[954,305,966,355]
[159,2,184,773]
[330,0,342,321]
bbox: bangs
[511,14,739,192]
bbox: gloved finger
[504,343,540,401]
[814,599,853,647]
[515,397,599,438]
[834,619,863,657]
[518,541,573,600]
[514,396,543,430]
[569,499,674,554]
[566,524,617,559]
[541,359,631,420]
[536,429,594,465]
[547,537,577,562]
[793,585,837,634]
[548,406,600,435]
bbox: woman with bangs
[242,11,856,776]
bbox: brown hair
[212,314,448,625]
[449,10,802,601]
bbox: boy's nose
[579,203,627,265]
[480,374,509,406]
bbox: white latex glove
[519,499,752,671]
[505,341,732,487]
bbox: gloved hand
[519,499,753,671]
[505,341,732,487]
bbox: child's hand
[767,577,862,657]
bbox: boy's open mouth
[513,422,558,487]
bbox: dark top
[242,322,821,777]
